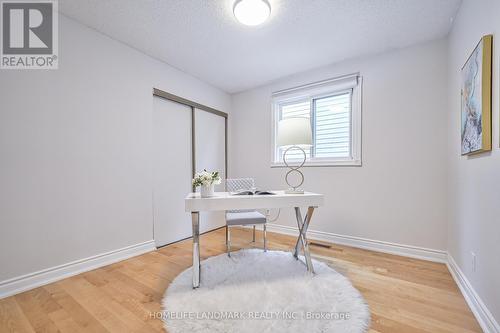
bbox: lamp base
[285,188,305,194]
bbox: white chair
[225,178,267,256]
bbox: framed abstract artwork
[461,34,493,155]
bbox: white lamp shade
[277,117,313,147]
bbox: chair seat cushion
[226,211,266,226]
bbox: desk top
[185,191,324,212]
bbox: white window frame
[271,74,362,167]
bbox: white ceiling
[59,0,462,93]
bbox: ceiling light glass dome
[233,0,271,26]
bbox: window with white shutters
[272,74,362,166]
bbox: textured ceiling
[59,0,462,93]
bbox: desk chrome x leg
[191,212,200,288]
[293,206,315,273]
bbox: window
[271,74,362,167]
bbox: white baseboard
[264,223,448,263]
[447,254,500,333]
[0,240,156,299]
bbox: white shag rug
[162,249,370,333]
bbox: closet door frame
[152,88,228,191]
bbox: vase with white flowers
[192,170,221,198]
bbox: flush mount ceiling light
[233,0,271,26]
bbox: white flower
[192,169,221,187]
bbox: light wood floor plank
[0,298,36,333]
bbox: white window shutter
[313,93,351,158]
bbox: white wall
[0,15,231,283]
[230,39,449,251]
[447,0,500,324]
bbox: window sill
[270,159,362,168]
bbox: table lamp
[277,117,312,194]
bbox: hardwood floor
[0,227,482,333]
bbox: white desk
[185,191,324,288]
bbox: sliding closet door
[153,97,192,247]
[194,109,227,233]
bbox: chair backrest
[226,178,255,213]
[226,178,255,192]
